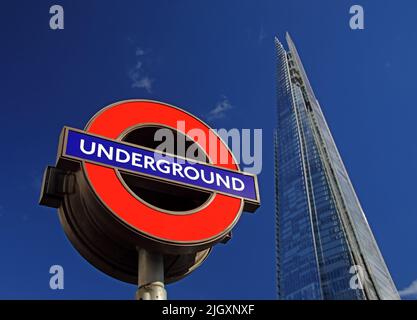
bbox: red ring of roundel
[83,100,243,244]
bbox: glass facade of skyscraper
[275,34,400,300]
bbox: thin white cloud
[131,76,153,93]
[207,96,233,120]
[399,280,417,298]
[135,61,143,69]
[135,47,145,56]
[128,47,154,93]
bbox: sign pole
[135,248,167,300]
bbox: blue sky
[0,0,416,299]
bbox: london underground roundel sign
[40,99,260,284]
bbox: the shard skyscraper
[274,33,399,300]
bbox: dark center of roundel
[120,125,212,212]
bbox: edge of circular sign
[81,99,244,247]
